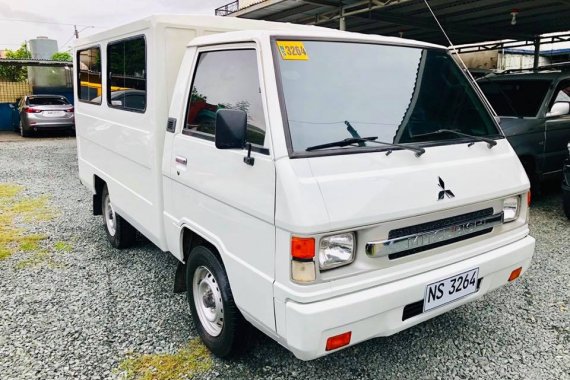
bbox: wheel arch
[174,226,224,293]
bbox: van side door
[544,79,570,174]
[165,45,277,332]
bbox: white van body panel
[75,17,534,360]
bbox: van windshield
[275,40,501,153]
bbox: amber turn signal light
[508,267,522,282]
[326,331,352,351]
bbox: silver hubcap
[193,266,224,336]
[103,192,117,236]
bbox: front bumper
[282,235,535,360]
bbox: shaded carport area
[218,0,570,65]
[0,59,73,131]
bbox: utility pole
[74,25,79,39]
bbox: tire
[20,121,31,137]
[186,245,253,358]
[101,185,136,249]
[563,188,570,220]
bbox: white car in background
[18,95,74,137]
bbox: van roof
[188,28,445,50]
[74,14,444,51]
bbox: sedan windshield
[478,79,551,117]
[275,40,500,153]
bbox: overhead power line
[0,17,100,28]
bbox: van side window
[107,36,146,112]
[77,47,102,104]
[184,49,266,146]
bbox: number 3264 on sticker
[277,41,309,60]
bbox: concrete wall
[458,51,550,70]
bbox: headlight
[503,196,520,223]
[318,233,355,270]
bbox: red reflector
[326,332,351,351]
[527,191,531,206]
[509,267,522,282]
[291,236,315,260]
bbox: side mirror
[111,100,123,107]
[215,109,247,150]
[546,102,570,118]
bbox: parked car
[74,15,535,361]
[478,71,570,193]
[18,95,75,137]
[562,142,570,219]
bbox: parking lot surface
[0,136,568,380]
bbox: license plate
[424,268,479,312]
[44,111,65,117]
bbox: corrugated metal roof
[0,58,72,67]
[223,0,570,46]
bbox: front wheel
[101,185,136,248]
[186,245,252,358]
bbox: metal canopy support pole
[533,36,540,69]
[339,6,346,30]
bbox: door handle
[175,156,187,165]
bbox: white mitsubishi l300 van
[74,15,535,360]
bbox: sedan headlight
[318,233,355,270]
[503,196,520,223]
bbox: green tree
[51,51,72,61]
[0,43,31,81]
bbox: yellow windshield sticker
[277,41,308,60]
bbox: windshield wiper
[306,136,426,157]
[412,129,497,149]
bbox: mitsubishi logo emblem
[438,177,455,200]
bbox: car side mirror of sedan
[546,102,570,118]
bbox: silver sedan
[18,95,74,137]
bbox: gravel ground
[0,135,568,380]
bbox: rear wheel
[20,121,31,137]
[101,185,136,248]
[186,245,252,358]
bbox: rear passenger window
[184,49,266,146]
[107,36,146,112]
[77,47,101,104]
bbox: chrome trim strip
[365,213,504,258]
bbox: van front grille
[387,208,495,260]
